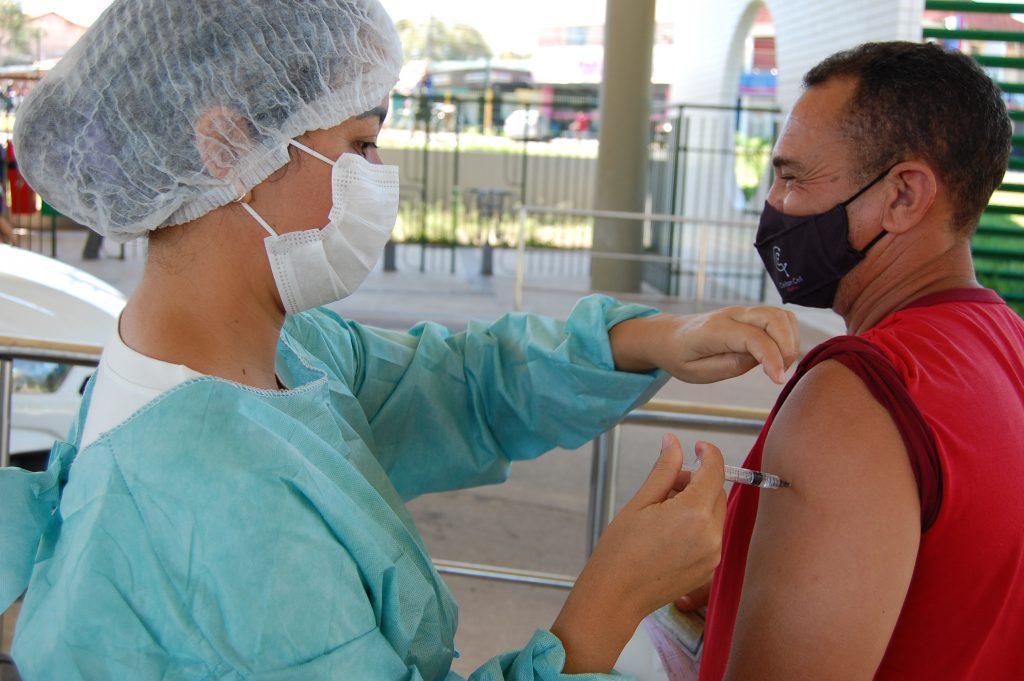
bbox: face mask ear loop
[841,163,900,208]
[288,139,335,166]
[239,202,279,238]
[858,228,889,256]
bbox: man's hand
[610,306,800,384]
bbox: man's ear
[193,106,251,182]
[883,161,938,234]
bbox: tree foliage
[395,18,492,62]
[0,0,32,66]
[734,132,773,202]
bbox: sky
[16,1,659,54]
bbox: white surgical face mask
[241,140,399,315]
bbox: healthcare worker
[0,1,799,679]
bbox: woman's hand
[610,306,800,384]
[550,435,726,674]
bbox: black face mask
[754,166,894,309]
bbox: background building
[25,12,86,61]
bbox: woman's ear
[193,106,251,181]
[883,161,938,235]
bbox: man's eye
[356,141,378,156]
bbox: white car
[503,109,552,141]
[0,244,125,470]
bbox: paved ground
[2,228,846,675]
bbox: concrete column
[591,0,656,293]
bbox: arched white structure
[670,0,926,111]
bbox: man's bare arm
[724,359,920,680]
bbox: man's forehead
[773,80,855,170]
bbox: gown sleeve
[286,294,668,500]
[464,628,632,680]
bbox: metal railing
[433,399,767,590]
[0,334,768,647]
[512,204,766,311]
[0,336,103,469]
[584,400,767,559]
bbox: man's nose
[764,183,783,212]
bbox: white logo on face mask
[242,142,399,315]
[773,245,792,279]
[772,245,803,290]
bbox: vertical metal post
[481,241,493,276]
[514,205,527,311]
[0,357,11,650]
[667,108,684,297]
[585,427,620,558]
[676,111,690,297]
[519,121,529,206]
[419,96,431,274]
[696,222,710,311]
[451,100,462,274]
[1,358,12,469]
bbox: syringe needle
[682,461,791,489]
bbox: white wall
[669,0,926,111]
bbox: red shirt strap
[790,336,943,530]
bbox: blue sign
[739,71,777,95]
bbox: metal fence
[381,95,781,304]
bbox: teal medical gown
[0,295,665,680]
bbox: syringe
[682,461,791,489]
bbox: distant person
[0,1,800,679]
[0,214,14,245]
[693,41,1024,680]
[570,110,590,139]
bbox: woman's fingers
[727,306,800,384]
[658,306,801,384]
[677,440,726,506]
[675,579,712,611]
[627,433,685,509]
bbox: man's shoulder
[766,346,910,477]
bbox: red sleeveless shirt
[700,289,1024,680]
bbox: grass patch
[392,201,592,249]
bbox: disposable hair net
[13,0,402,243]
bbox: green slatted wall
[925,1,1024,310]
